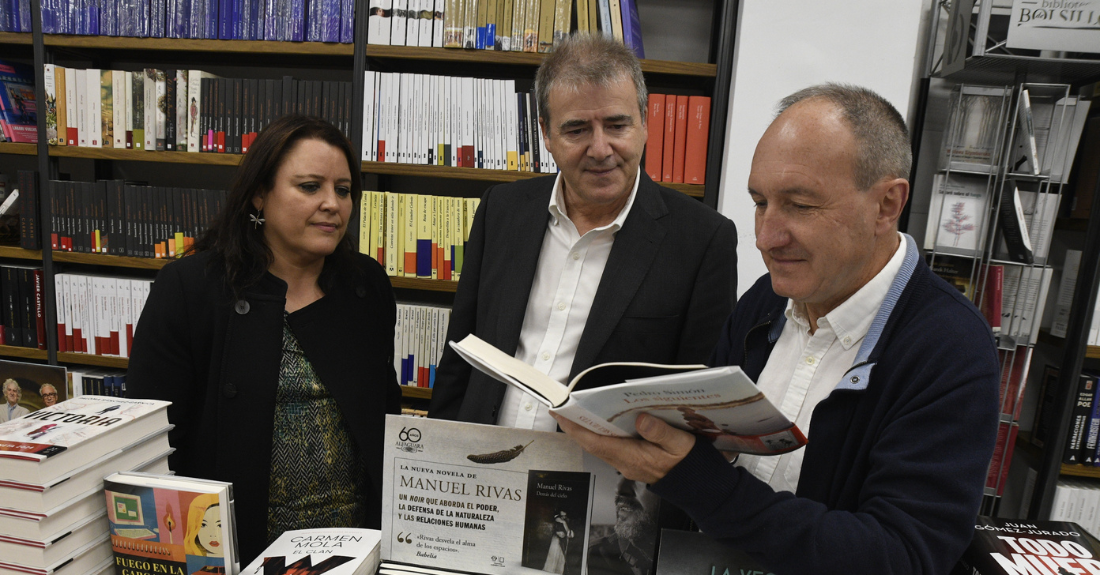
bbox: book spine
[1065,373,1097,465]
[672,94,688,183]
[683,95,710,185]
[645,93,663,181]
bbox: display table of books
[0,396,172,575]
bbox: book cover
[661,93,675,182]
[381,415,662,575]
[104,472,238,575]
[1050,249,1082,338]
[44,64,58,145]
[923,173,992,257]
[671,95,688,183]
[0,60,37,144]
[0,395,170,485]
[1015,88,1041,176]
[100,70,113,149]
[956,516,1100,574]
[1001,265,1053,346]
[618,0,642,58]
[520,471,592,573]
[997,185,1034,264]
[241,528,381,575]
[450,334,806,455]
[941,85,1009,170]
[1065,373,1096,465]
[978,264,1003,334]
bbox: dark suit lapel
[571,176,668,377]
[494,180,555,356]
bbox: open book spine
[550,402,633,438]
[1018,89,1041,175]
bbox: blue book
[16,0,30,31]
[486,23,495,51]
[339,0,352,42]
[152,0,166,36]
[289,0,305,41]
[218,0,231,38]
[89,0,101,35]
[322,0,340,42]
[263,0,278,40]
[305,0,320,41]
[620,0,644,58]
[206,0,219,38]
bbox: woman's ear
[251,193,264,211]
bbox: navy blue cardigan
[651,236,1000,574]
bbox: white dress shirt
[736,233,906,492]
[496,171,641,431]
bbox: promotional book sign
[956,516,1100,574]
[1006,0,1100,53]
[381,415,661,575]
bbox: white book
[1050,249,1082,339]
[406,0,420,46]
[64,67,78,146]
[363,70,377,161]
[143,69,156,152]
[44,64,57,145]
[393,304,405,378]
[62,274,73,348]
[186,71,217,153]
[450,334,806,453]
[389,73,401,163]
[447,76,457,166]
[391,0,408,46]
[430,306,440,375]
[923,173,993,257]
[433,0,443,47]
[1016,89,1041,176]
[1051,96,1093,183]
[117,279,132,358]
[54,273,67,352]
[505,79,518,170]
[408,74,419,164]
[174,69,187,152]
[86,69,103,147]
[462,77,473,167]
[243,528,381,575]
[123,71,133,148]
[1001,265,1053,346]
[154,70,166,150]
[369,0,393,44]
[112,70,125,149]
[107,278,119,355]
[419,0,433,47]
[493,79,504,170]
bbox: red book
[377,140,386,163]
[217,131,225,153]
[662,94,676,182]
[66,127,78,146]
[980,265,1003,333]
[645,94,664,181]
[684,96,711,185]
[672,95,689,184]
[462,145,475,168]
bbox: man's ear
[876,177,909,235]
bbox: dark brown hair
[193,115,362,296]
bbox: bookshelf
[4,0,734,405]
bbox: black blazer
[429,173,737,423]
[127,251,402,563]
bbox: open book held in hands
[449,335,807,455]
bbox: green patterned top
[267,313,367,542]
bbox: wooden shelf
[50,146,243,165]
[1062,464,1100,479]
[0,345,48,361]
[0,246,43,261]
[57,352,129,369]
[361,162,705,197]
[401,386,432,400]
[1089,345,1100,360]
[391,277,459,292]
[52,252,170,270]
[364,45,717,78]
[0,32,31,45]
[42,35,355,56]
[0,142,36,156]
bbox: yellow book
[404,193,419,278]
[537,0,554,52]
[500,0,514,50]
[524,0,539,52]
[396,194,406,276]
[553,0,570,46]
[444,0,464,47]
[477,0,489,47]
[452,197,464,280]
[365,193,378,256]
[431,196,442,280]
[385,191,399,275]
[609,0,623,41]
[511,0,525,51]
[368,190,381,263]
[174,232,185,258]
[100,70,114,149]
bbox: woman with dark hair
[127,115,401,563]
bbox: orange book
[672,95,689,184]
[662,94,676,182]
[645,94,664,181]
[684,96,711,185]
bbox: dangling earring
[250,208,265,228]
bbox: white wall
[718,0,932,295]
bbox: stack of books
[0,396,173,575]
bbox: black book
[142,186,153,258]
[92,180,107,254]
[517,91,528,171]
[217,78,227,153]
[998,184,1034,264]
[1064,372,1096,465]
[123,184,134,257]
[0,266,9,346]
[321,81,332,125]
[297,79,307,116]
[232,78,243,154]
[18,267,35,348]
[47,180,59,251]
[528,91,541,172]
[165,69,177,151]
[336,82,347,137]
[173,187,184,256]
[3,266,21,346]
[17,170,40,250]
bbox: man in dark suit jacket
[429,33,737,425]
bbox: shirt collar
[784,232,907,350]
[547,169,641,233]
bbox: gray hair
[3,379,19,394]
[535,33,648,128]
[777,83,912,190]
[39,383,56,393]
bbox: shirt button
[805,357,815,365]
[571,252,580,260]
[524,403,533,411]
[557,302,566,311]
[542,352,551,361]
[843,336,852,346]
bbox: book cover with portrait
[104,472,238,575]
[521,470,593,575]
